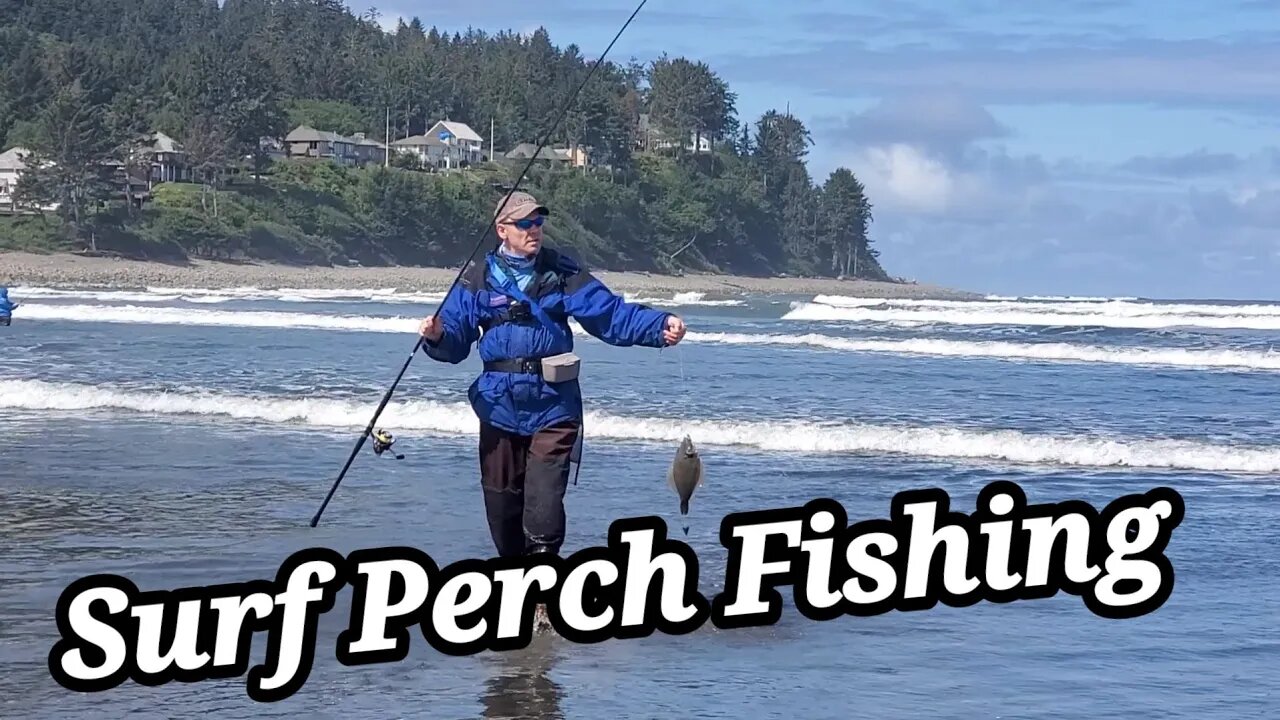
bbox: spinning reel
[371,429,405,460]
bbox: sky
[356,0,1280,300]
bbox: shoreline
[0,250,986,300]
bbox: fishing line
[310,0,651,528]
[676,342,691,436]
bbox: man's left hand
[663,315,687,346]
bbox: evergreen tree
[0,0,895,281]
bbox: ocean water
[2,284,1279,719]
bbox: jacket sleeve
[420,282,479,363]
[563,269,670,348]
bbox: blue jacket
[0,288,14,316]
[421,247,672,435]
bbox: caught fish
[667,434,704,535]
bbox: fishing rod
[310,0,650,528]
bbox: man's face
[498,212,545,256]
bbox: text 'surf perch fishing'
[668,435,704,534]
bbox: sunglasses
[505,215,545,230]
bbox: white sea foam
[3,379,1278,473]
[20,304,1280,371]
[984,295,1139,302]
[686,332,1280,371]
[10,285,448,305]
[785,300,1280,330]
[13,285,743,307]
[809,295,1280,317]
[624,291,745,307]
[18,303,423,333]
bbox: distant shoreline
[0,251,985,300]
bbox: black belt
[484,358,543,375]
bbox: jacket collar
[488,248,560,298]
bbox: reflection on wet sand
[480,636,564,720]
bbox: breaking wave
[811,295,1280,316]
[4,379,1278,473]
[10,285,448,305]
[785,297,1280,330]
[983,295,1140,302]
[624,291,745,307]
[686,332,1280,371]
[19,304,1280,372]
[13,285,743,308]
[18,303,422,333]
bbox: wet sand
[0,251,985,299]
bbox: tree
[180,113,235,217]
[104,90,154,216]
[819,168,876,277]
[752,109,813,210]
[15,78,116,246]
[646,55,737,155]
[0,0,892,280]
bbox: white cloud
[854,144,954,213]
[850,142,1000,217]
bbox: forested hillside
[0,0,891,279]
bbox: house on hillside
[98,131,191,206]
[0,147,60,214]
[637,113,714,154]
[148,132,190,185]
[350,132,389,165]
[504,143,593,169]
[387,133,443,168]
[282,125,389,167]
[555,146,591,168]
[504,143,564,163]
[285,125,359,165]
[392,124,483,170]
[426,120,484,167]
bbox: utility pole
[490,116,495,163]
[384,106,390,167]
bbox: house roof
[0,147,32,170]
[286,125,354,144]
[392,134,448,147]
[151,132,182,153]
[284,125,390,149]
[351,134,386,148]
[505,143,563,160]
[430,120,483,143]
[392,135,429,146]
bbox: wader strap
[488,255,571,346]
[483,358,544,375]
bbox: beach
[0,250,983,299]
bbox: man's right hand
[419,315,444,342]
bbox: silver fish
[667,435,704,534]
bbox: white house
[637,113,714,153]
[392,133,476,170]
[426,120,484,167]
[0,147,59,214]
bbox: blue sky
[362,0,1280,299]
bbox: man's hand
[419,315,444,342]
[663,315,686,346]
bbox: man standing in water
[419,191,686,562]
[0,287,17,326]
